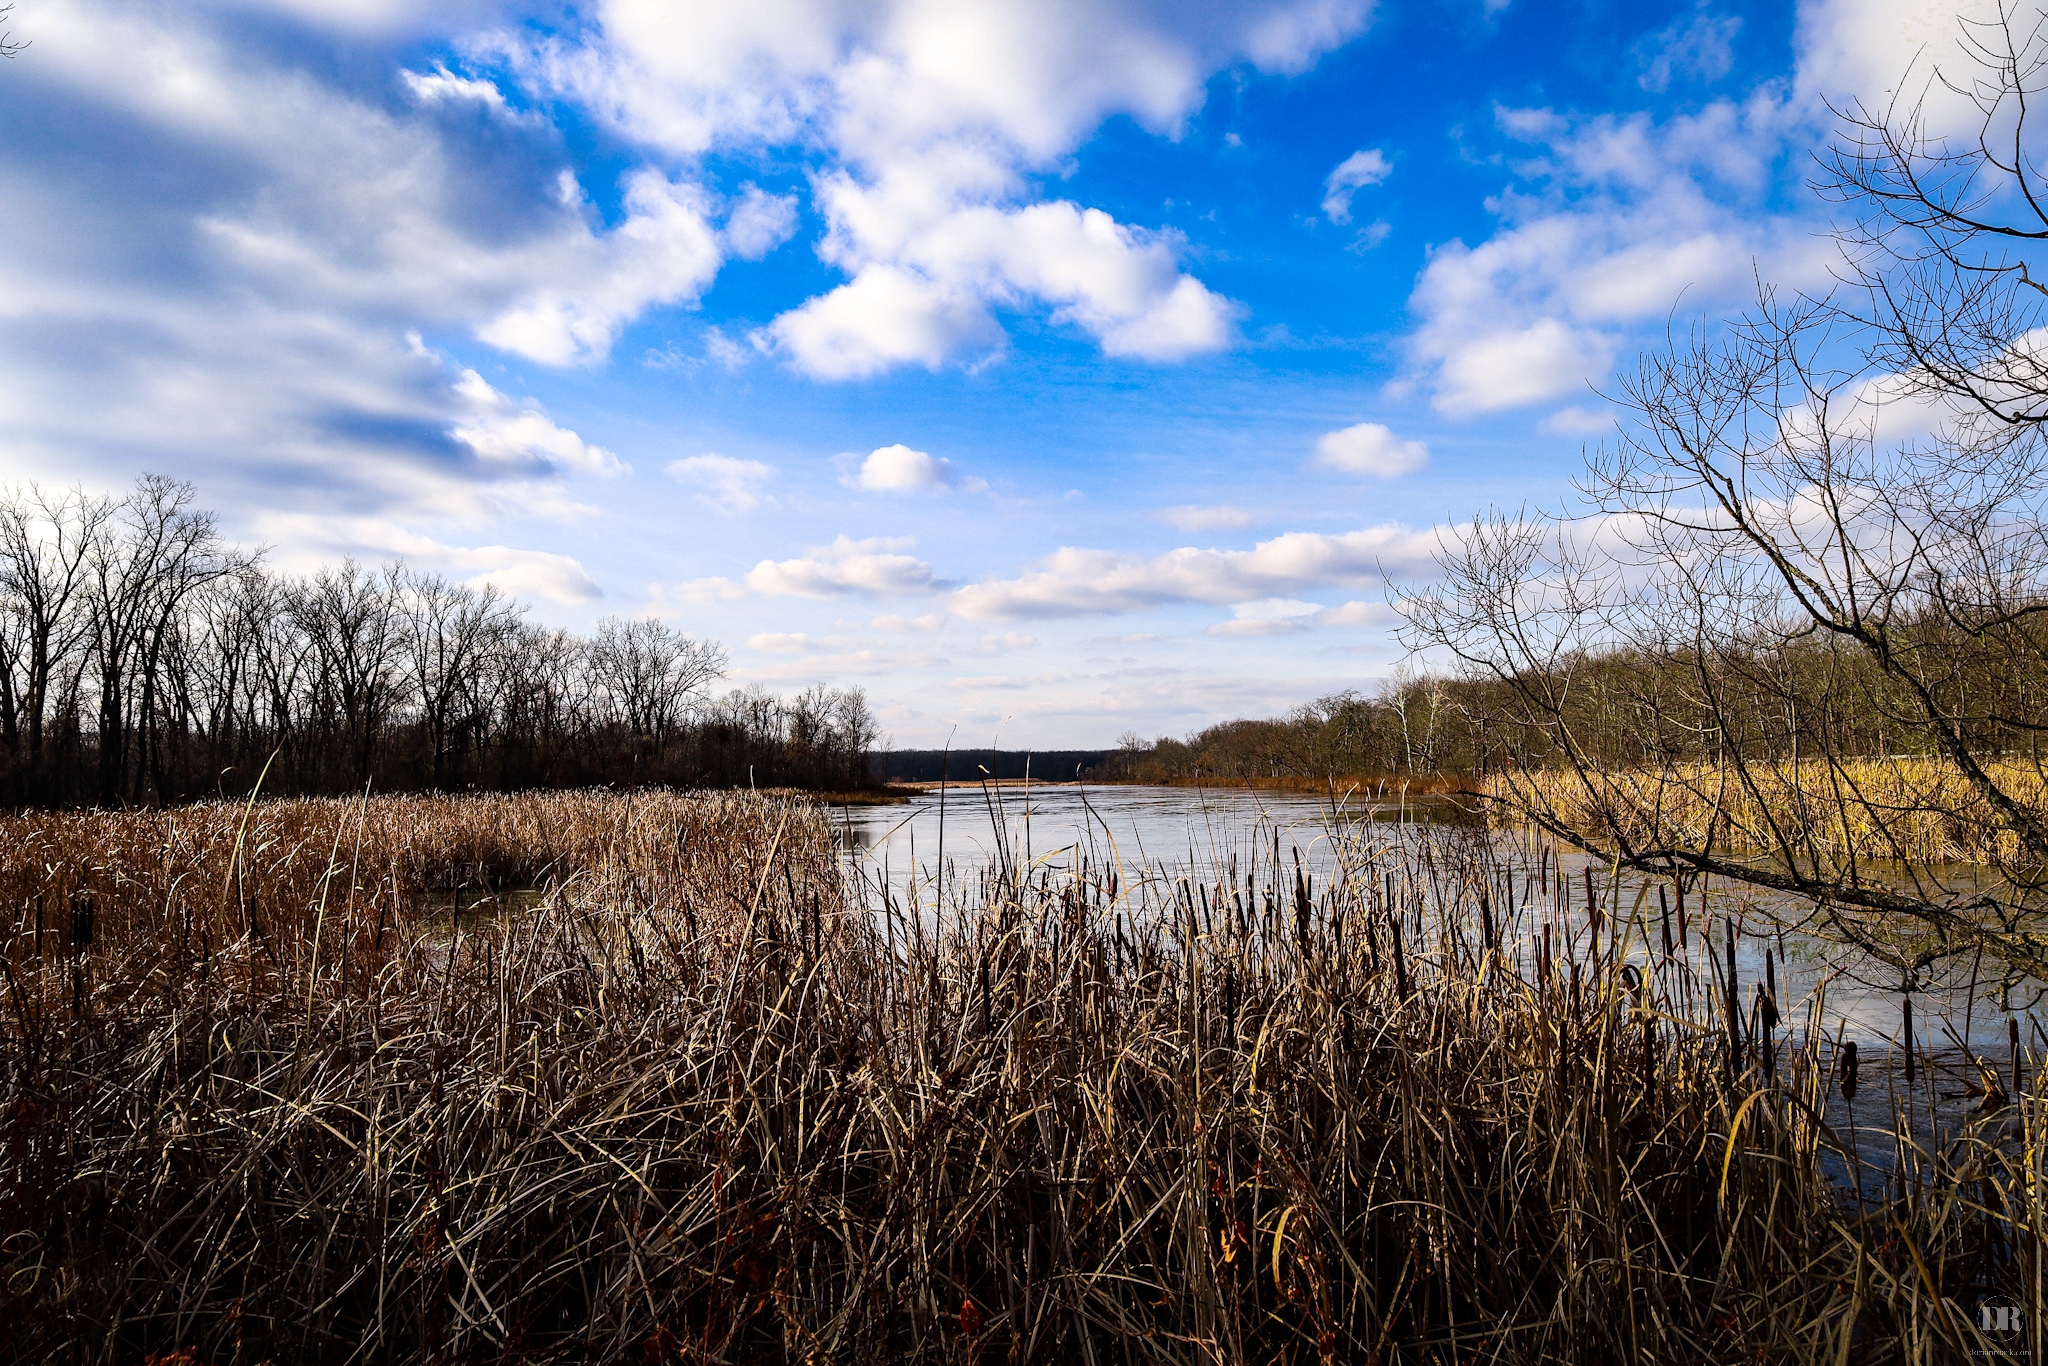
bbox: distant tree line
[0,476,878,807]
[1096,674,1478,784]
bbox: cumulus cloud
[1312,422,1428,478]
[1158,503,1253,531]
[723,183,800,260]
[1322,148,1391,222]
[1406,95,1817,415]
[0,0,731,531]
[950,524,1438,620]
[770,196,1239,376]
[1313,599,1393,626]
[501,0,1349,378]
[667,453,776,511]
[474,170,724,366]
[1794,0,2005,128]
[978,631,1039,653]
[747,632,813,653]
[402,65,520,114]
[742,534,941,599]
[845,443,986,493]
[1402,0,1995,419]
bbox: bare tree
[0,5,27,60]
[399,572,519,789]
[82,476,247,804]
[0,487,111,797]
[293,560,405,785]
[1402,1,2048,983]
[586,616,727,742]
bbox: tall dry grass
[1494,756,2048,869]
[0,790,2039,1362]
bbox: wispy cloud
[950,525,1437,620]
[667,454,776,512]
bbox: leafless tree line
[1399,5,2048,983]
[1100,674,1470,784]
[0,476,878,806]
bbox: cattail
[70,889,94,953]
[1293,859,1310,955]
[1391,918,1410,1002]
[1756,983,1778,1081]
[1903,992,1916,1088]
[1841,1039,1860,1101]
[1725,918,1741,1073]
[1658,883,1673,960]
[2013,1016,2024,1104]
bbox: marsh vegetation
[1,789,2042,1363]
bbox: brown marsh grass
[0,790,2040,1362]
[1494,757,2048,869]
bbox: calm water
[835,781,2045,1171]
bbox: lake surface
[836,781,2045,1175]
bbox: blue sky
[0,0,1981,745]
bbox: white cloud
[1540,405,1617,436]
[771,194,1239,376]
[846,442,986,493]
[474,170,724,366]
[1158,503,1253,531]
[765,265,1002,378]
[505,0,1341,378]
[1207,617,1305,638]
[0,0,745,531]
[254,513,602,603]
[1322,147,1391,222]
[451,370,626,477]
[1313,599,1393,626]
[402,65,518,114]
[1312,421,1428,478]
[747,632,813,653]
[1635,5,1741,92]
[1407,95,1815,415]
[724,183,800,260]
[951,524,1438,620]
[743,534,940,598]
[1794,0,2004,129]
[872,612,944,631]
[1203,596,1391,635]
[667,453,776,511]
[978,631,1039,653]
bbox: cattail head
[1840,1040,1859,1101]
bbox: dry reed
[1495,756,2048,869]
[0,791,2038,1363]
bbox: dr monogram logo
[1979,1302,2029,1359]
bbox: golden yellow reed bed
[1491,756,2048,868]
